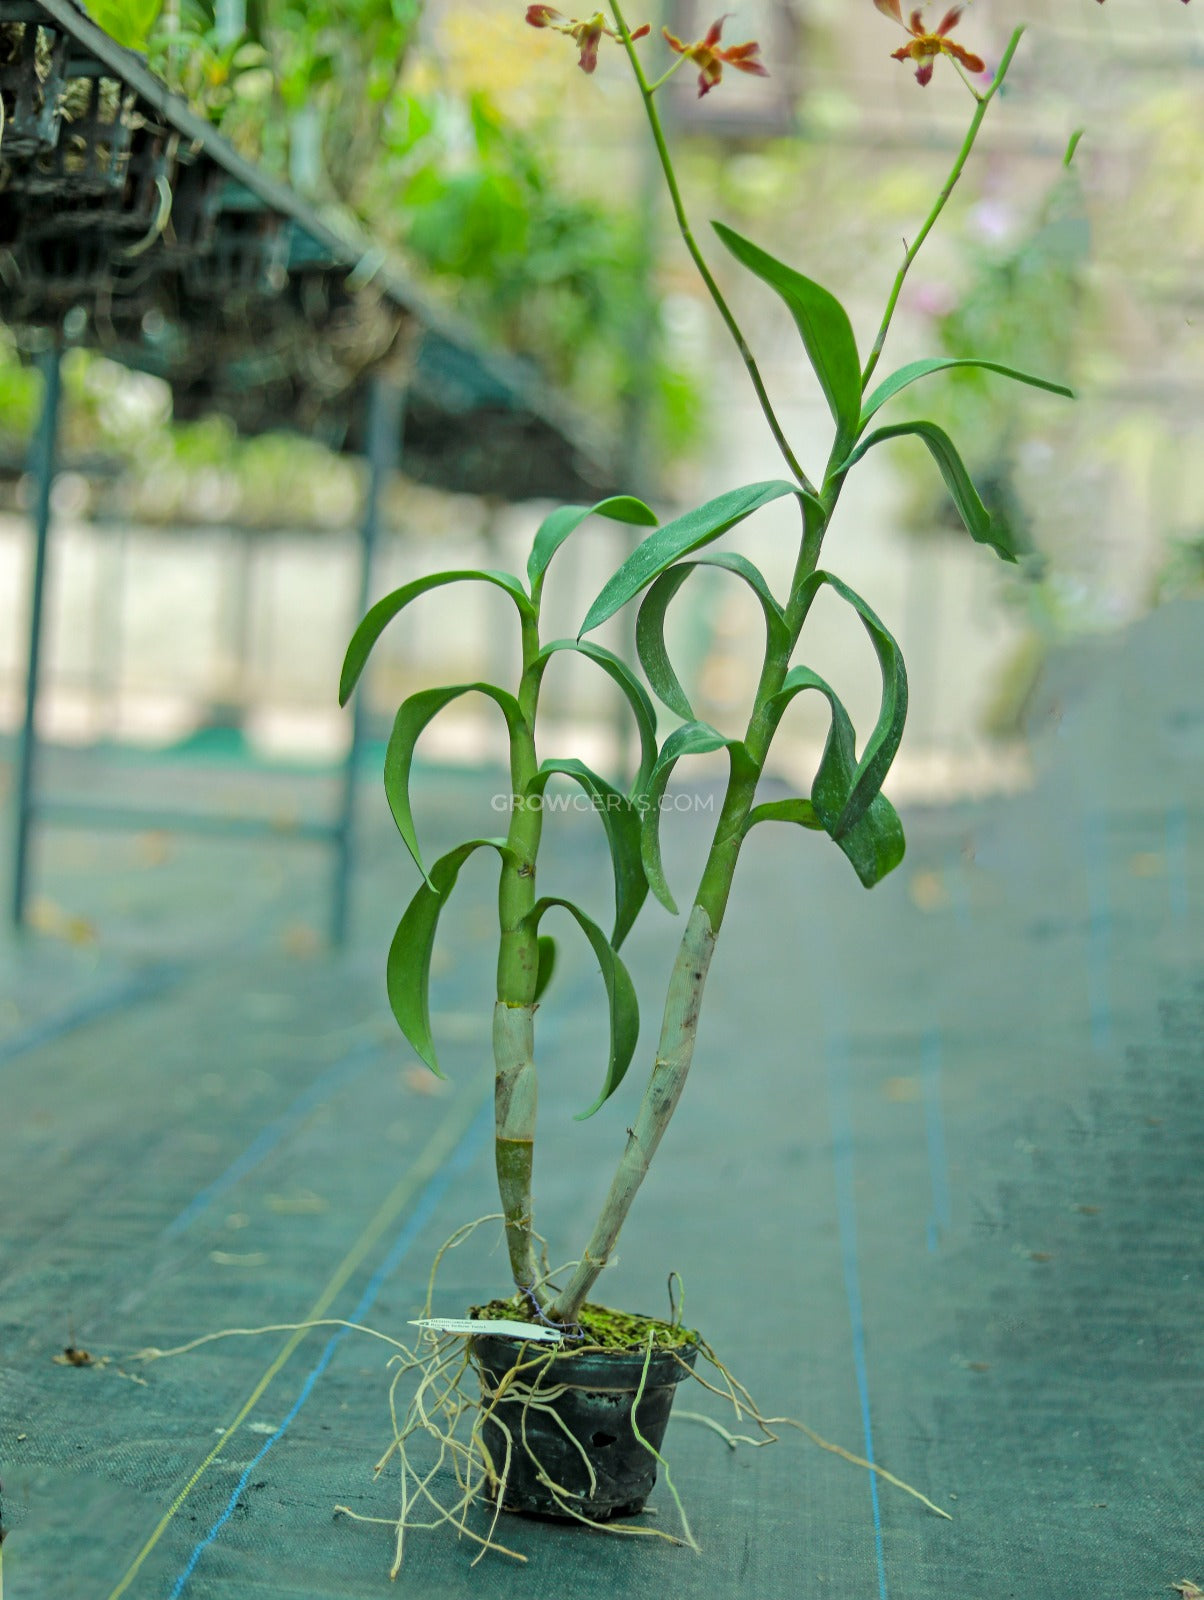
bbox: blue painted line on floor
[162,1036,387,1238]
[1082,808,1112,1056]
[823,1009,889,1600]
[921,1027,951,1255]
[167,1090,495,1599]
[0,962,181,1069]
[1166,804,1189,925]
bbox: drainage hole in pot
[590,1431,618,1448]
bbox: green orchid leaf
[768,665,905,887]
[636,552,789,721]
[581,480,804,637]
[532,639,658,793]
[534,935,557,1003]
[840,420,1016,561]
[712,222,862,458]
[860,357,1074,431]
[340,570,535,706]
[528,496,658,592]
[527,896,640,1119]
[525,758,649,948]
[742,797,822,835]
[635,566,695,721]
[387,838,513,1074]
[640,722,756,913]
[384,683,526,882]
[832,790,906,888]
[796,571,908,838]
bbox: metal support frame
[10,344,61,931]
[8,360,406,946]
[330,372,404,947]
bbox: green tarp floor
[1,600,1202,1600]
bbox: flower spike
[875,1,985,86]
[661,14,768,98]
[525,6,649,73]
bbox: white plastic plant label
[409,1317,562,1342]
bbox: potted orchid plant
[338,0,1078,1561]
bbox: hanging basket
[0,16,68,163]
[12,124,175,247]
[72,125,175,235]
[16,61,137,199]
[181,196,290,302]
[7,224,154,321]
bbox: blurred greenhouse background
[1,0,1202,926]
[3,7,1204,1597]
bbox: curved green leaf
[532,639,658,792]
[528,496,658,593]
[387,838,513,1074]
[580,480,806,637]
[795,571,908,838]
[635,565,695,721]
[836,790,905,888]
[839,420,1015,561]
[340,570,535,705]
[742,797,822,836]
[860,357,1074,432]
[640,722,756,913]
[384,683,526,882]
[636,552,789,720]
[712,221,862,458]
[768,666,904,887]
[527,896,640,1119]
[524,757,649,948]
[534,935,557,1004]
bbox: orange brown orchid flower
[874,2,985,86]
[662,14,768,98]
[525,6,649,72]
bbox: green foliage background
[141,0,697,461]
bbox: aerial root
[677,1339,954,1523]
[130,1217,952,1577]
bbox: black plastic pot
[470,1329,698,1521]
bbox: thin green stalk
[608,0,818,500]
[860,26,1026,394]
[645,54,689,95]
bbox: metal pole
[11,346,62,931]
[330,373,403,946]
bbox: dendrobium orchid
[525,5,649,72]
[338,2,1103,1566]
[874,2,985,86]
[661,14,768,98]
